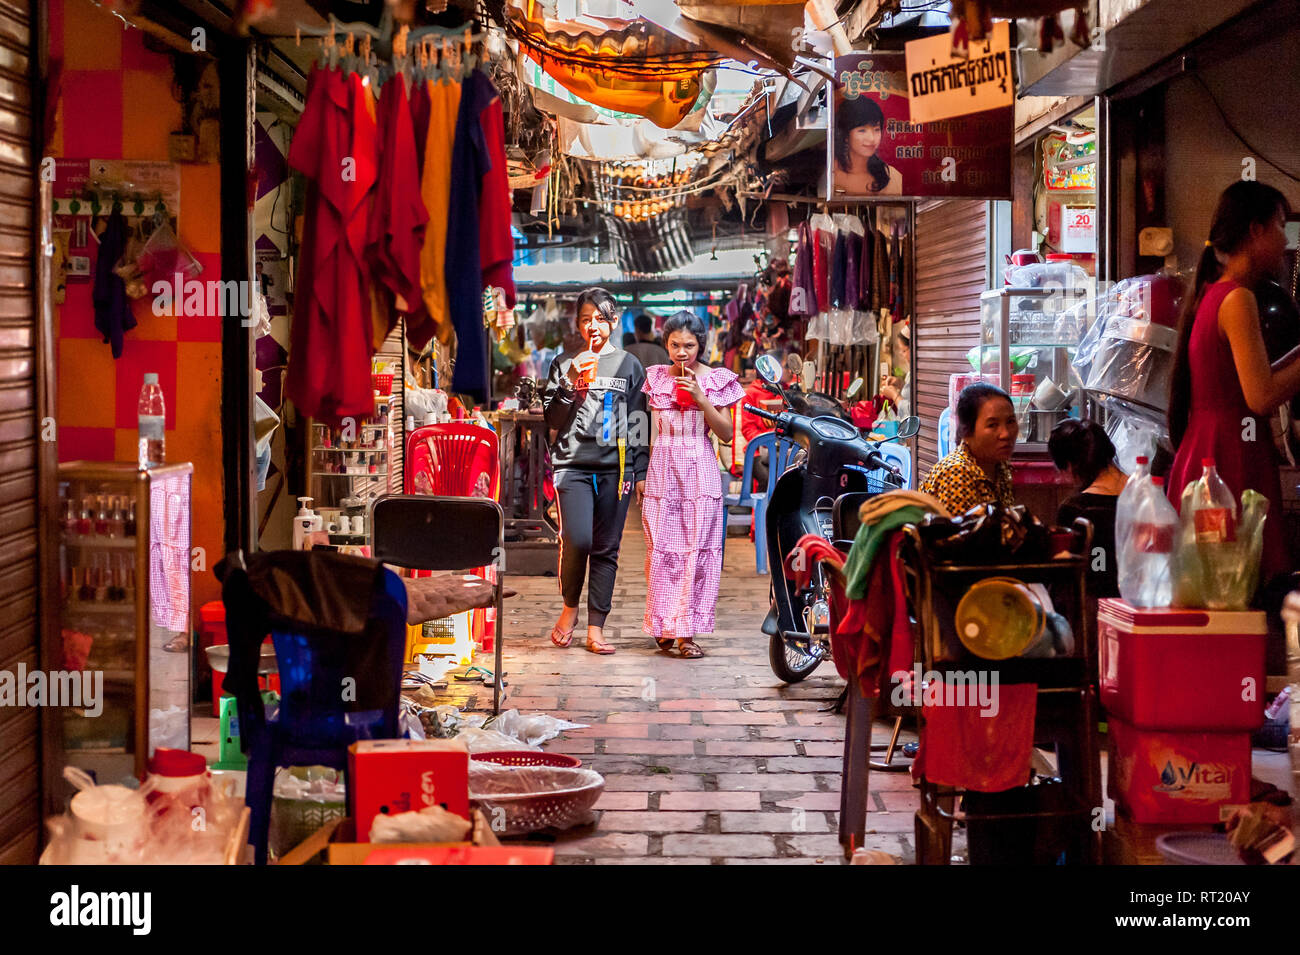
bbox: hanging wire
[1191,72,1300,183]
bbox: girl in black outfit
[542,287,649,654]
[1048,419,1127,598]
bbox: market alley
[499,508,925,865]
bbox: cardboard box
[276,812,511,865]
[362,845,553,865]
[347,738,470,842]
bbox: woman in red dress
[1166,181,1300,586]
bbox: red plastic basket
[372,373,394,395]
[472,751,581,769]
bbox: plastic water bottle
[1189,458,1238,606]
[1118,475,1178,607]
[137,373,165,470]
[1189,458,1237,542]
[1114,455,1150,554]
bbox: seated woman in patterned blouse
[919,383,1018,516]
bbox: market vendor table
[492,410,559,576]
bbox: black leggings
[555,469,632,628]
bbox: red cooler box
[1109,718,1251,824]
[1098,599,1266,730]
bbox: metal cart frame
[899,519,1102,865]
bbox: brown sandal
[677,639,704,659]
[586,637,616,655]
[655,638,675,651]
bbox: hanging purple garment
[93,209,135,359]
[830,232,847,309]
[859,224,873,310]
[845,231,862,310]
[791,222,817,316]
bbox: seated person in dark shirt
[1048,419,1128,598]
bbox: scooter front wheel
[768,632,823,683]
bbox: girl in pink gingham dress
[641,312,744,658]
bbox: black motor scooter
[743,355,921,683]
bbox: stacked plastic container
[1099,598,1266,823]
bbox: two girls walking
[543,291,742,659]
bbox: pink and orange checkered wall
[50,0,225,609]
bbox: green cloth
[843,505,926,600]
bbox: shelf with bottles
[54,462,193,788]
[61,493,140,542]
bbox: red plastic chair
[403,422,501,649]
[405,422,500,499]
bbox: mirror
[801,360,815,392]
[844,377,864,401]
[755,354,782,384]
[896,415,921,439]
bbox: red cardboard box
[1098,600,1266,731]
[363,845,554,865]
[348,739,470,842]
[1109,718,1251,824]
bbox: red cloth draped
[367,76,429,340]
[285,68,379,425]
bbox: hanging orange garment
[412,78,461,351]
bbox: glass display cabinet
[55,461,192,784]
[978,284,1090,453]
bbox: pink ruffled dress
[641,364,745,640]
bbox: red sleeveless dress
[1165,279,1290,581]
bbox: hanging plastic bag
[1171,487,1269,610]
[136,220,203,286]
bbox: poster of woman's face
[832,93,904,197]
[828,52,1013,201]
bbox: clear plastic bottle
[1189,458,1237,543]
[1114,454,1150,553]
[1118,475,1178,608]
[1188,458,1239,607]
[137,373,166,470]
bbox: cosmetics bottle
[108,554,125,602]
[123,561,136,605]
[77,497,93,536]
[93,553,109,602]
[94,495,110,536]
[124,499,137,537]
[108,496,124,539]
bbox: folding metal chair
[370,494,506,714]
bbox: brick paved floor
[500,504,924,865]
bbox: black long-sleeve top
[542,348,649,482]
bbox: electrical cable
[1191,72,1300,183]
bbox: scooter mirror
[801,361,815,392]
[755,354,782,384]
[896,415,922,439]
[845,377,864,401]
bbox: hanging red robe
[366,74,429,347]
[286,67,379,425]
[477,93,515,310]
